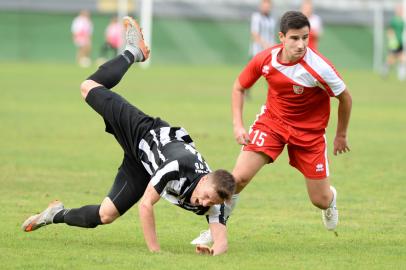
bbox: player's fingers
[195,246,203,254]
[243,134,251,144]
[237,135,247,145]
[196,245,210,255]
[236,137,243,145]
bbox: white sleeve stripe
[139,139,158,171]
[206,203,231,225]
[300,60,338,96]
[149,130,167,162]
[304,50,346,96]
[150,160,179,187]
[159,127,171,146]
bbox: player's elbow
[233,78,245,93]
[138,201,153,214]
[337,89,352,106]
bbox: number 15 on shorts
[251,130,267,146]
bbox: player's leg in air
[22,16,150,232]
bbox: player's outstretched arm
[210,222,228,255]
[334,88,352,155]
[195,222,228,256]
[138,183,161,252]
[232,78,250,145]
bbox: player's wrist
[335,132,347,138]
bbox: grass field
[1,62,405,269]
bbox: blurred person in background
[383,4,405,81]
[192,11,352,246]
[97,16,123,64]
[301,0,323,51]
[247,0,276,99]
[71,10,93,67]
[250,0,276,58]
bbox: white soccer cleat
[21,200,64,232]
[123,16,150,62]
[322,186,338,231]
[191,229,213,245]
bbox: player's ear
[278,31,285,42]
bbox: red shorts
[243,106,329,179]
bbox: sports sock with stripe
[87,50,134,89]
[53,205,102,228]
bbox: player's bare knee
[80,80,102,99]
[99,211,118,224]
[99,198,120,224]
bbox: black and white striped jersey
[138,126,231,225]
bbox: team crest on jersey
[293,85,304,94]
[262,65,270,75]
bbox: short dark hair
[209,169,236,201]
[280,11,310,35]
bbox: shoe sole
[123,16,150,61]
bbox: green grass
[0,62,405,269]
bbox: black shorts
[85,86,169,214]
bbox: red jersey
[239,44,346,131]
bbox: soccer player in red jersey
[192,11,352,245]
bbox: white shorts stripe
[249,105,267,134]
[323,134,330,177]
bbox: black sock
[87,50,135,89]
[53,205,102,228]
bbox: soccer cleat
[123,16,150,62]
[191,229,213,245]
[322,186,338,231]
[21,200,64,232]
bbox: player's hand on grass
[234,126,250,145]
[195,245,214,256]
[333,134,350,156]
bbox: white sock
[125,45,144,62]
[329,186,337,207]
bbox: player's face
[279,27,309,62]
[192,184,223,207]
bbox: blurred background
[0,0,404,71]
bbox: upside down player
[192,11,352,245]
[22,16,235,256]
